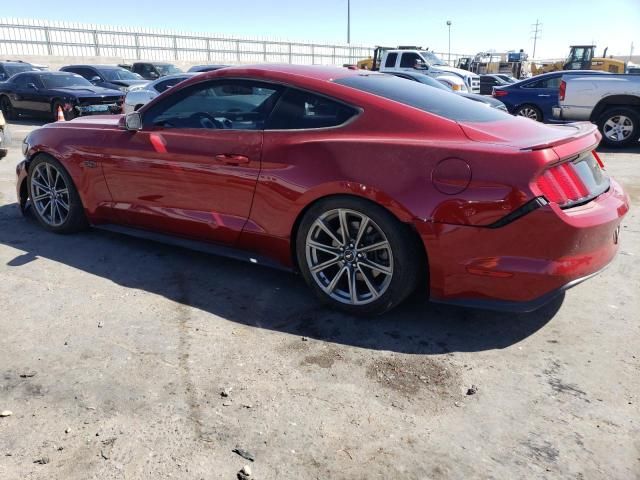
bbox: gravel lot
[0,120,638,480]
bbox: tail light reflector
[493,89,508,97]
[536,161,589,207]
[559,80,566,101]
[592,150,605,169]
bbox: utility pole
[347,0,351,44]
[446,20,452,65]
[531,19,542,59]
[630,41,635,62]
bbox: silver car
[123,73,198,113]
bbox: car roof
[201,64,364,82]
[63,65,124,70]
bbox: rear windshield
[334,74,510,122]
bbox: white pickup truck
[376,48,481,93]
[553,74,640,147]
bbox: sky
[2,0,639,60]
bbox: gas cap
[431,158,472,195]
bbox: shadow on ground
[0,202,562,355]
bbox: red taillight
[559,80,566,101]
[536,161,590,207]
[493,89,508,97]
[592,150,605,169]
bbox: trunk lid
[458,118,599,151]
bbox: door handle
[214,154,250,165]
[537,94,551,97]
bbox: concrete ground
[0,120,638,480]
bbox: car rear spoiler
[523,122,600,152]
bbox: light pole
[446,20,452,65]
[347,0,351,44]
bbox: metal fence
[0,18,469,67]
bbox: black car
[479,74,513,95]
[187,64,229,72]
[60,65,148,92]
[0,71,124,122]
[0,61,36,81]
[390,71,508,110]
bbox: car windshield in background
[156,64,182,75]
[423,51,447,66]
[41,74,93,88]
[335,74,509,122]
[4,64,34,77]
[101,68,142,81]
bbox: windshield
[422,51,447,66]
[41,74,93,89]
[334,74,509,122]
[100,68,142,81]
[4,64,34,78]
[156,64,182,75]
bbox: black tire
[597,107,640,148]
[515,104,543,122]
[296,196,423,316]
[0,95,15,120]
[27,154,88,233]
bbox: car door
[521,75,561,119]
[100,78,283,245]
[10,74,42,113]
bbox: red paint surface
[18,65,630,307]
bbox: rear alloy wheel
[297,197,422,315]
[0,96,14,120]
[27,155,87,233]
[515,104,542,122]
[598,107,640,147]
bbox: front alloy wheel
[27,155,87,233]
[30,162,70,227]
[516,105,541,121]
[598,107,640,148]
[297,197,422,316]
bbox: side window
[12,74,30,88]
[266,88,358,130]
[400,52,422,68]
[523,79,545,88]
[544,77,561,89]
[384,53,398,68]
[139,64,153,77]
[0,66,6,81]
[143,80,282,130]
[154,78,185,93]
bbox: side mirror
[90,76,101,83]
[27,83,38,90]
[414,61,428,71]
[123,112,142,131]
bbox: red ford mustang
[16,65,629,315]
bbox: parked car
[123,73,197,113]
[0,71,124,122]
[16,65,628,315]
[60,65,147,92]
[553,73,640,147]
[0,60,36,81]
[479,74,512,95]
[188,64,229,73]
[492,70,609,122]
[390,71,507,110]
[128,62,183,80]
[0,111,8,158]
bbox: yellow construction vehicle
[531,45,625,75]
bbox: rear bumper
[417,178,630,311]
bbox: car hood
[459,118,599,150]
[52,86,123,96]
[430,65,479,79]
[44,114,123,130]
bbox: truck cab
[377,48,480,93]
